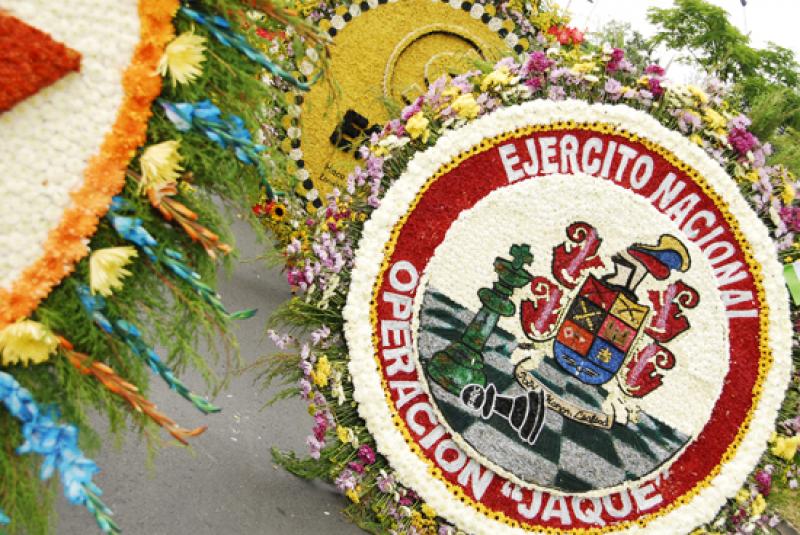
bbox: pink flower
[348,461,365,474]
[779,206,800,232]
[606,48,625,72]
[523,51,553,74]
[755,469,772,496]
[645,64,665,76]
[358,444,376,465]
[648,77,665,97]
[729,127,758,156]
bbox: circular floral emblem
[343,100,792,533]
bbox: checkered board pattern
[418,289,689,492]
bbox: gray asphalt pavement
[54,217,363,535]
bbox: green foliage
[647,0,800,175]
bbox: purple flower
[606,48,625,72]
[348,461,365,474]
[358,444,376,465]
[311,325,331,346]
[604,78,623,100]
[755,469,772,496]
[335,468,358,491]
[400,97,424,121]
[298,378,312,400]
[377,472,395,493]
[780,206,800,232]
[729,127,759,156]
[648,77,665,97]
[522,51,553,74]
[525,76,544,91]
[645,64,665,76]
[676,110,702,133]
[548,85,566,101]
[306,435,323,459]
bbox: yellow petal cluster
[140,140,183,193]
[770,433,800,461]
[0,320,58,367]
[336,425,357,445]
[451,93,480,120]
[750,493,767,517]
[157,30,207,86]
[90,246,138,296]
[687,85,709,104]
[481,66,513,91]
[312,355,331,387]
[406,112,430,143]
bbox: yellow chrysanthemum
[139,140,183,193]
[156,30,207,86]
[735,489,751,504]
[406,112,430,143]
[703,108,727,132]
[345,486,361,504]
[89,246,138,296]
[687,85,709,104]
[312,355,331,387]
[421,503,436,518]
[771,433,800,461]
[572,62,597,76]
[750,493,767,517]
[336,425,356,445]
[480,66,513,91]
[0,320,58,367]
[451,93,480,120]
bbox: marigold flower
[0,319,58,366]
[451,93,480,120]
[405,112,430,143]
[770,433,800,461]
[89,246,138,296]
[156,30,207,86]
[139,140,183,193]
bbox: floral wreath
[264,35,800,535]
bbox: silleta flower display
[265,32,800,533]
[344,100,791,533]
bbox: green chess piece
[427,244,534,395]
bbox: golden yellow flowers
[139,140,183,193]
[337,425,357,445]
[0,320,58,366]
[750,493,767,517]
[687,85,709,105]
[312,355,331,387]
[90,246,138,296]
[689,133,704,146]
[451,93,480,120]
[157,30,207,86]
[703,109,727,132]
[770,433,800,461]
[406,112,430,143]
[345,487,361,503]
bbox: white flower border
[343,100,793,534]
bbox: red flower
[547,25,584,46]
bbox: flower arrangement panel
[343,100,792,533]
[0,0,170,327]
[288,0,530,209]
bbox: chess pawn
[461,383,546,446]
